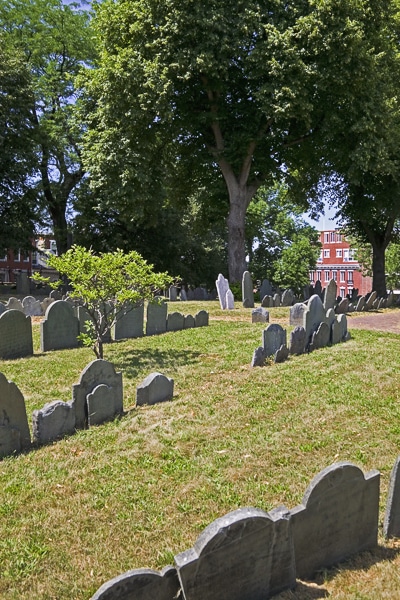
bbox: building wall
[309,230,372,297]
[0,249,32,283]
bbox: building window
[340,271,346,282]
[324,270,330,282]
[332,271,337,281]
[336,233,342,242]
[317,251,323,262]
[330,232,335,242]
[317,270,321,281]
[340,287,346,297]
[15,250,21,262]
[348,271,353,283]
[309,271,315,282]
[0,254,6,262]
[336,249,342,258]
[323,249,330,258]
[324,233,329,243]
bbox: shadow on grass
[274,580,329,598]
[110,347,202,379]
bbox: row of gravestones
[90,457,400,600]
[0,299,209,360]
[0,360,175,457]
[168,285,217,301]
[307,280,397,312]
[251,294,350,367]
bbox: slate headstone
[251,347,265,368]
[146,299,167,336]
[216,274,229,310]
[309,321,330,351]
[0,309,33,359]
[384,456,400,538]
[22,295,43,316]
[336,298,349,314]
[90,567,180,600]
[226,289,234,310]
[251,308,269,323]
[289,303,306,327]
[262,324,287,357]
[259,279,273,300]
[113,302,144,340]
[184,314,195,328]
[40,300,80,352]
[289,326,306,355]
[169,285,178,301]
[242,271,254,308]
[0,372,30,457]
[167,312,185,332]
[273,293,281,307]
[5,297,24,312]
[87,384,118,427]
[32,400,75,445]
[194,310,209,327]
[274,344,289,363]
[281,289,294,307]
[136,372,174,406]
[323,279,337,311]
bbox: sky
[303,203,338,232]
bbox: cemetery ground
[0,302,400,599]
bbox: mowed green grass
[1,302,400,599]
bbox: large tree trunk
[371,241,387,297]
[227,194,248,283]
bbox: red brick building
[309,230,372,297]
[0,249,32,283]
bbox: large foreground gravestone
[91,567,180,600]
[41,300,80,352]
[0,309,33,359]
[72,359,123,429]
[175,506,295,600]
[0,372,30,457]
[291,462,380,579]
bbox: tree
[33,246,173,359]
[83,0,387,282]
[0,0,95,254]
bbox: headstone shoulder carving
[90,566,180,600]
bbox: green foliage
[385,242,400,291]
[33,245,173,358]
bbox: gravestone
[337,313,348,340]
[355,296,365,312]
[261,295,273,308]
[184,314,195,328]
[273,293,281,307]
[365,291,377,310]
[50,289,62,300]
[314,280,323,298]
[0,302,6,316]
[215,274,230,310]
[0,310,33,359]
[274,344,289,363]
[323,279,337,311]
[41,297,54,314]
[146,299,167,336]
[194,310,209,327]
[289,303,306,327]
[113,302,144,340]
[384,456,400,538]
[377,297,386,309]
[175,506,296,600]
[226,289,234,310]
[87,384,118,427]
[289,327,306,355]
[281,289,294,307]
[309,321,330,351]
[259,279,273,300]
[90,566,180,600]
[167,312,185,332]
[194,287,208,300]
[41,300,80,352]
[5,297,24,312]
[336,297,349,314]
[387,291,395,308]
[251,347,265,368]
[291,462,380,579]
[32,400,75,445]
[22,295,43,316]
[72,359,123,429]
[169,285,178,301]
[303,294,327,346]
[180,288,187,301]
[251,308,269,323]
[136,372,174,406]
[242,271,254,308]
[262,324,287,357]
[0,372,30,457]
[15,271,30,295]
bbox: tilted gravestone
[5,297,24,312]
[146,299,167,336]
[355,296,366,312]
[365,290,377,310]
[22,295,43,316]
[136,372,174,406]
[291,462,380,580]
[0,372,30,457]
[289,326,306,355]
[309,321,330,351]
[72,359,123,429]
[167,312,185,332]
[242,271,254,308]
[90,566,180,600]
[274,344,289,363]
[281,289,294,307]
[261,295,273,308]
[336,297,349,314]
[194,310,209,327]
[251,347,265,368]
[273,293,281,307]
[384,456,400,539]
[262,324,287,358]
[174,506,295,600]
[32,400,75,445]
[303,294,327,347]
[215,274,230,310]
[0,309,33,359]
[113,302,144,340]
[323,279,337,311]
[41,300,80,352]
[226,289,235,310]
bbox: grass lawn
[0,301,400,599]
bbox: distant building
[309,230,372,297]
[0,236,58,284]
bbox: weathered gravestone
[72,359,123,429]
[274,344,289,363]
[384,456,400,539]
[289,303,306,327]
[194,310,209,327]
[215,274,230,310]
[226,289,235,310]
[41,300,80,352]
[49,289,62,300]
[167,312,185,332]
[273,293,281,307]
[136,372,174,406]
[168,285,178,301]
[113,302,144,340]
[15,271,30,295]
[323,279,337,311]
[0,309,33,359]
[184,314,195,328]
[289,327,306,355]
[314,280,323,298]
[90,567,180,600]
[251,307,269,323]
[290,462,380,580]
[174,506,295,600]
[146,299,167,336]
[365,290,377,310]
[87,383,120,427]
[41,297,54,314]
[22,295,43,316]
[242,271,254,308]
[336,297,349,314]
[251,347,265,368]
[5,297,24,312]
[261,295,273,308]
[259,279,273,300]
[0,372,30,457]
[281,289,294,307]
[180,288,187,301]
[262,324,287,358]
[303,294,327,347]
[309,321,330,351]
[32,400,75,445]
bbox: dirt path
[347,309,400,334]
